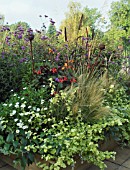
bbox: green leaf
[13,141,19,148]
[4,143,10,153]
[28,152,34,163]
[21,138,27,146]
[21,156,27,169]
[6,133,14,143]
[0,135,4,145]
[50,149,56,154]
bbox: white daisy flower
[16,129,20,133]
[36,108,40,112]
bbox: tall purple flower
[27,28,34,41]
[44,15,48,18]
[18,26,24,32]
[1,52,5,59]
[17,34,22,39]
[50,19,55,25]
[55,52,60,61]
[19,57,28,63]
[5,36,11,43]
[21,46,25,50]
[55,78,59,82]
[41,35,48,40]
[56,31,62,36]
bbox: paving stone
[0,165,16,170]
[115,166,130,170]
[109,147,130,165]
[122,158,130,169]
[87,160,120,170]
[105,161,120,170]
[87,165,100,170]
[0,160,7,168]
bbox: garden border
[0,137,117,170]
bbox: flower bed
[0,83,127,170]
[0,19,130,170]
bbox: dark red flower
[59,78,64,83]
[34,70,42,75]
[87,64,91,69]
[51,68,57,73]
[70,78,77,83]
[63,76,68,81]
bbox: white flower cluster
[16,120,28,129]
[15,102,19,108]
[10,110,16,116]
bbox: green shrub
[104,82,130,145]
[0,81,124,170]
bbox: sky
[0,0,118,30]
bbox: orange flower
[64,63,68,67]
[37,70,42,75]
[68,60,74,63]
[61,67,65,70]
[62,62,74,70]
[34,70,42,75]
[49,48,54,54]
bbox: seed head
[99,44,105,50]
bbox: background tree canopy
[60,1,101,42]
[103,0,130,51]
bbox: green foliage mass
[104,0,130,51]
[0,79,127,170]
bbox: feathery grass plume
[66,70,111,122]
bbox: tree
[0,14,4,25]
[60,1,82,42]
[9,21,30,31]
[109,0,130,33]
[83,6,101,29]
[104,0,130,50]
[60,1,101,42]
[47,24,57,38]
